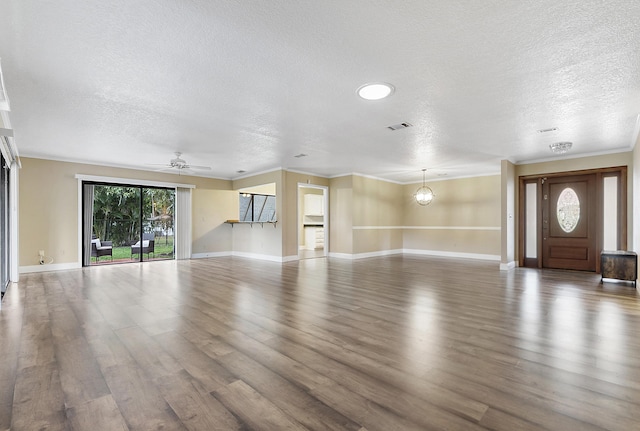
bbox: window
[603,176,618,250]
[239,193,276,222]
[525,182,537,259]
[556,187,580,233]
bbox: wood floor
[1,255,640,430]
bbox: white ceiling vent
[387,122,412,131]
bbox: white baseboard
[329,249,403,260]
[191,252,232,259]
[194,249,501,264]
[402,249,500,261]
[500,261,517,271]
[20,262,82,274]
[193,251,297,263]
[282,255,300,262]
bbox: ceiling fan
[151,152,211,172]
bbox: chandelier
[414,169,434,206]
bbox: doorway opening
[82,182,175,266]
[519,167,626,272]
[298,184,328,259]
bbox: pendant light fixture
[414,169,434,206]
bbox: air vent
[538,127,558,133]
[236,170,246,174]
[294,153,308,158]
[387,122,413,131]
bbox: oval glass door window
[557,188,580,233]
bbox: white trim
[353,225,501,231]
[75,174,195,189]
[20,262,82,274]
[192,251,232,259]
[402,171,500,185]
[285,168,330,179]
[298,183,329,258]
[329,249,403,260]
[328,171,500,184]
[327,252,354,259]
[231,252,289,263]
[232,166,284,181]
[500,261,517,271]
[192,251,298,262]
[402,249,500,261]
[516,147,632,166]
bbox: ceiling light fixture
[414,169,435,206]
[549,141,572,154]
[357,82,394,100]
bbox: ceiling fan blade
[186,165,212,170]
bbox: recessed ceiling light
[357,82,394,100]
[236,170,246,174]
[294,153,308,158]
[549,141,572,154]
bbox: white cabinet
[304,194,324,216]
[304,226,324,250]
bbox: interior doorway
[298,184,328,259]
[519,167,626,272]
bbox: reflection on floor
[91,256,174,265]
[299,249,325,259]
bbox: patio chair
[131,233,155,259]
[91,238,113,261]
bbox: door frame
[297,183,329,258]
[76,174,195,267]
[518,166,627,272]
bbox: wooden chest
[600,251,637,287]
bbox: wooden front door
[542,174,597,271]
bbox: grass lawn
[104,237,175,261]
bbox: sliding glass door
[83,182,175,266]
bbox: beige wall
[19,157,232,266]
[402,175,501,257]
[351,175,404,254]
[327,173,501,257]
[329,175,353,254]
[191,189,236,255]
[24,154,631,267]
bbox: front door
[542,174,597,271]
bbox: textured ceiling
[1,0,639,183]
